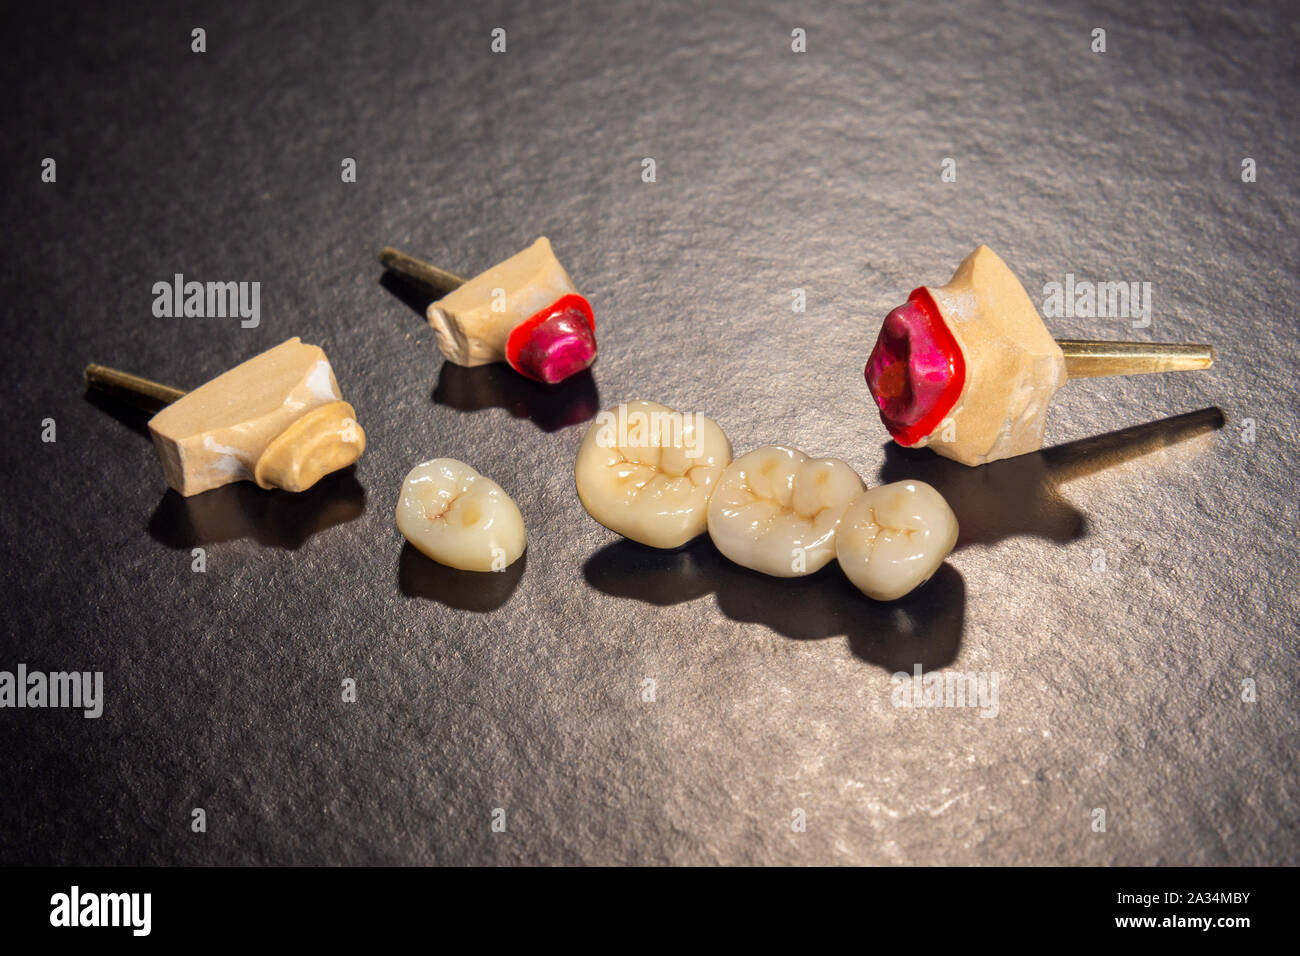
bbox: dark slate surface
[1,0,1296,865]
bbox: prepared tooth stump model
[379,238,597,385]
[863,245,1215,466]
[85,337,366,496]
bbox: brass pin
[1057,340,1215,379]
[84,363,186,412]
[378,247,467,297]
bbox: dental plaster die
[427,237,597,385]
[147,337,365,497]
[865,245,1066,467]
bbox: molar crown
[706,445,865,578]
[574,400,732,549]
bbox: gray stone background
[0,0,1296,864]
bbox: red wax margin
[504,293,596,377]
[887,287,967,447]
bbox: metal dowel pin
[1057,340,1214,379]
[85,364,186,412]
[378,247,468,298]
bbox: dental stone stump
[85,337,366,496]
[864,245,1216,467]
[380,238,598,385]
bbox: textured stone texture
[0,0,1296,865]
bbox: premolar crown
[836,480,958,600]
[396,458,526,572]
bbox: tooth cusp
[395,458,526,572]
[835,480,957,601]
